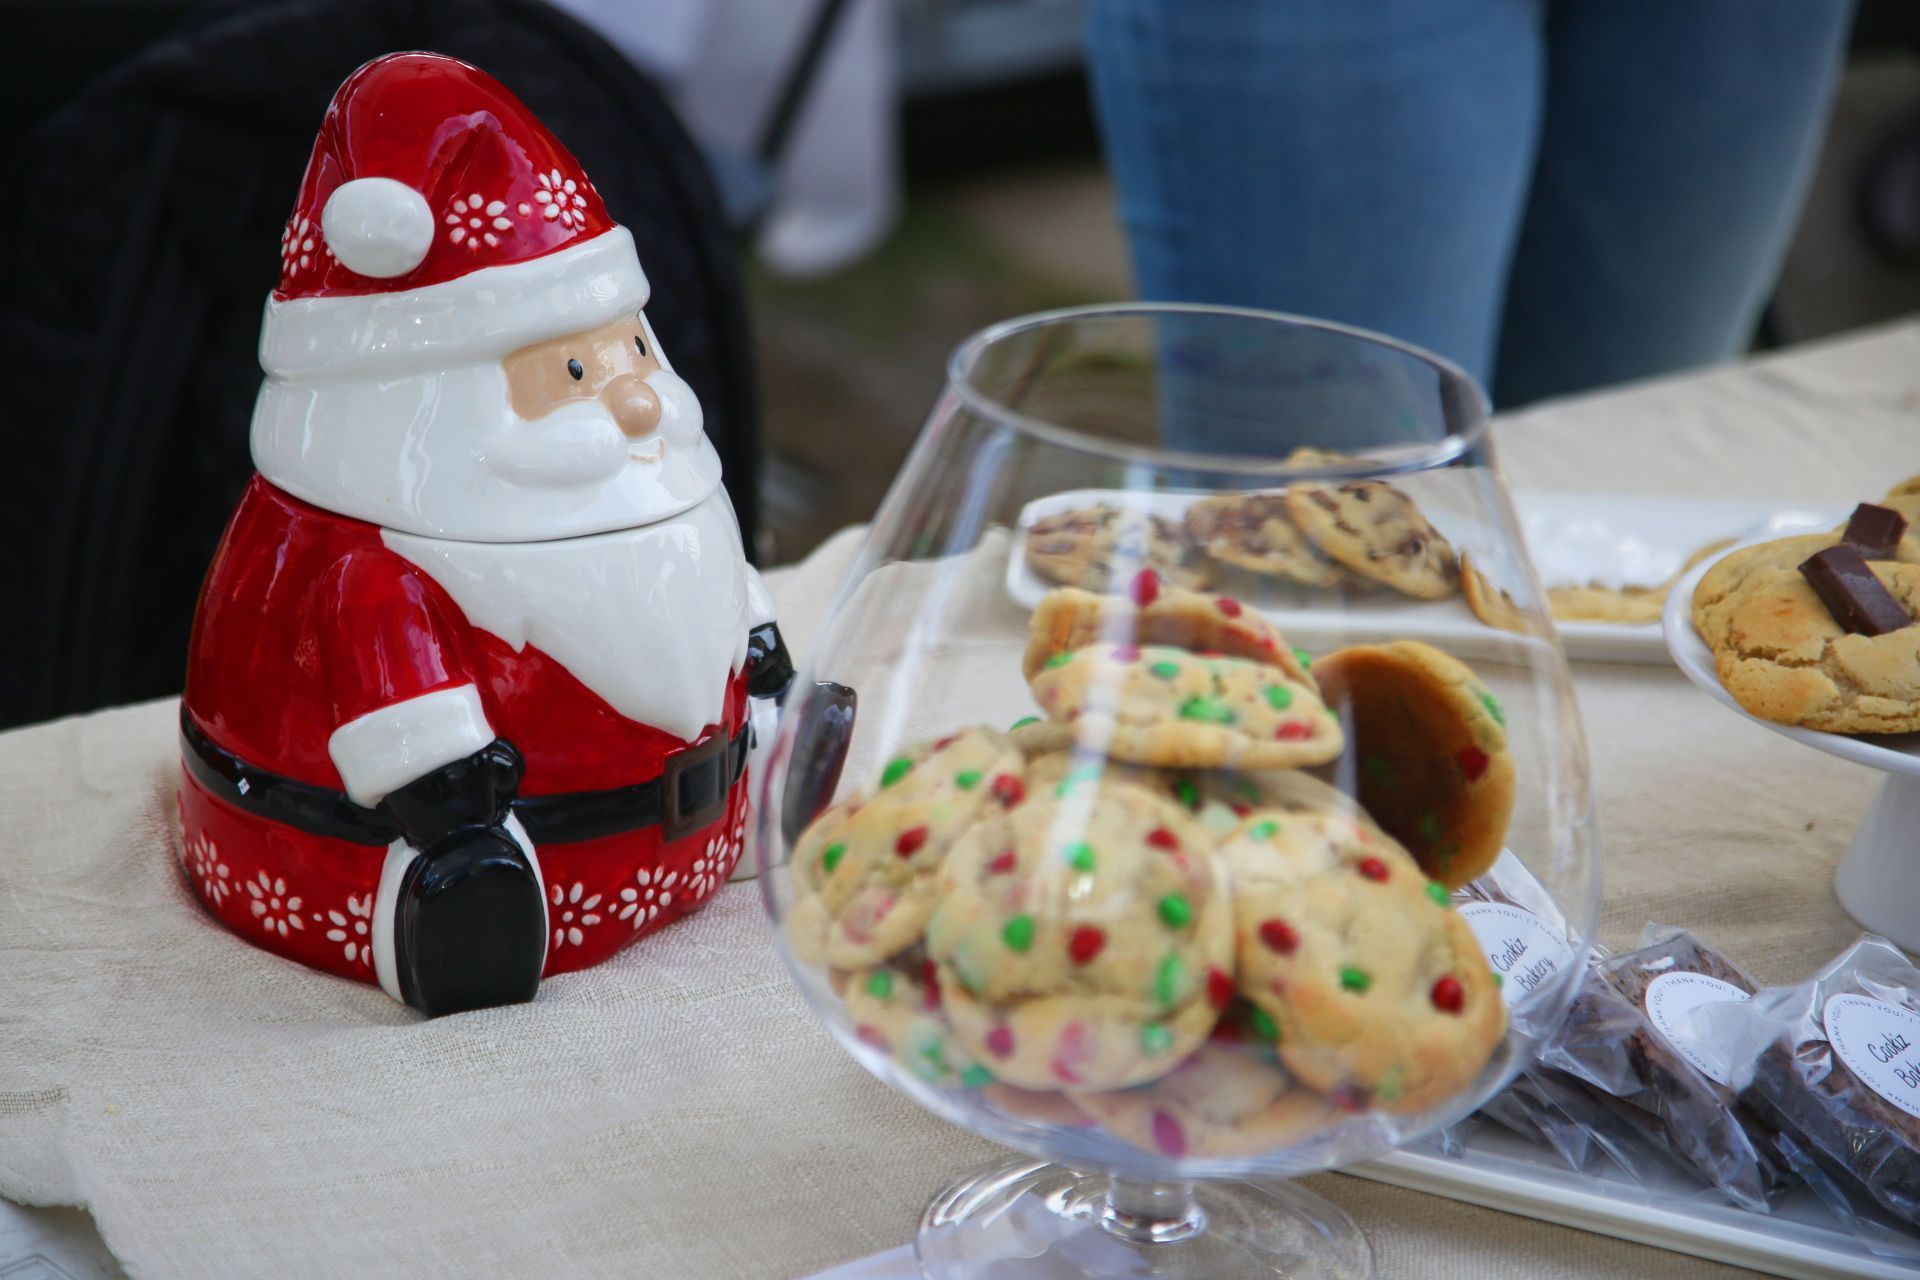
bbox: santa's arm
[319,549,542,1014]
[321,549,513,815]
[742,565,794,701]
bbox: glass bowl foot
[915,1157,1375,1279]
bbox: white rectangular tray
[1006,489,1842,665]
[1353,1125,1913,1279]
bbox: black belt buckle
[660,730,732,844]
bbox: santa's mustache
[479,370,701,487]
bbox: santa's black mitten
[381,739,523,855]
[745,622,796,702]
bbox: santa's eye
[634,334,647,357]
[566,358,584,381]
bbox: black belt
[180,707,749,848]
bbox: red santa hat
[260,52,650,377]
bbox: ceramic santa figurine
[177,52,795,1016]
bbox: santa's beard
[252,358,723,543]
[382,487,750,742]
[480,368,705,488]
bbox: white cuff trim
[329,685,493,808]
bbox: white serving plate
[1006,489,1842,665]
[1665,520,1920,952]
[812,1122,1913,1280]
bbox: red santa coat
[179,476,749,988]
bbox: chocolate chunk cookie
[1693,531,1920,733]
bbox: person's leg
[1085,0,1545,389]
[1493,0,1854,406]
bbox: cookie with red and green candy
[1021,580,1314,687]
[925,763,1235,1092]
[1069,1042,1337,1159]
[786,726,1027,971]
[842,956,992,1090]
[1216,779,1505,1115]
[1306,640,1514,889]
[1028,638,1342,770]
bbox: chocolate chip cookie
[1184,492,1355,588]
[1024,504,1212,593]
[1284,481,1459,599]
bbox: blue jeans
[1085,0,1854,407]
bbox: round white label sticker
[1643,971,1751,1087]
[1823,994,1920,1122]
[1457,901,1574,1007]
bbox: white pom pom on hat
[321,177,434,279]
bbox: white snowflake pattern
[549,881,604,950]
[687,820,743,901]
[532,168,588,229]
[445,192,514,250]
[279,214,320,277]
[185,831,231,907]
[323,893,373,968]
[246,871,304,938]
[617,866,678,930]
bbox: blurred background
[3,0,1919,732]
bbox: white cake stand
[1665,525,1920,953]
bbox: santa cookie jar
[178,52,797,1017]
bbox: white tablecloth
[3,319,1919,1279]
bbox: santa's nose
[600,373,661,439]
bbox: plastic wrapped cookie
[788,727,1026,970]
[1022,582,1314,687]
[843,959,990,1090]
[926,766,1234,1092]
[1218,785,1506,1113]
[1071,1043,1337,1159]
[1029,641,1342,770]
[1310,640,1515,888]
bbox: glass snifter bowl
[757,305,1599,1279]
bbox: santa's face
[251,303,724,543]
[485,311,704,487]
